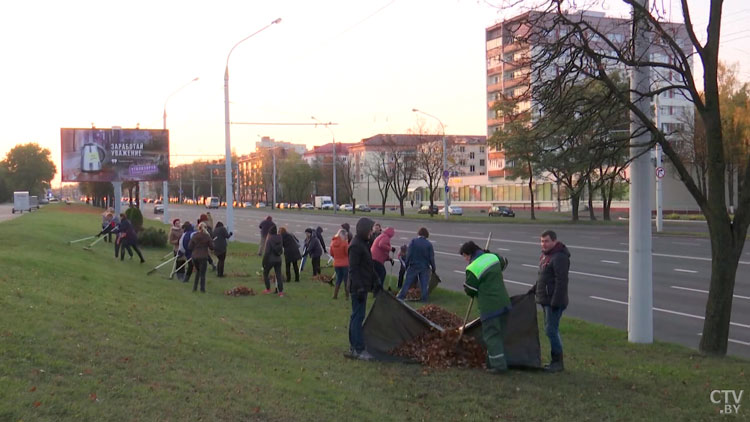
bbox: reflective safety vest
[464,252,511,321]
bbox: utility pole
[654,93,663,233]
[272,149,277,207]
[628,0,653,344]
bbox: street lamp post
[224,18,281,238]
[311,116,337,214]
[163,77,199,224]
[412,108,449,220]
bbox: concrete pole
[628,0,653,344]
[272,150,277,207]
[210,169,213,197]
[113,182,122,217]
[332,139,337,213]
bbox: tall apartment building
[485,11,693,189]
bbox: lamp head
[273,18,282,24]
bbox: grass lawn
[0,204,746,421]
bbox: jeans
[285,258,299,282]
[264,262,283,293]
[334,266,349,287]
[373,261,386,287]
[349,293,367,353]
[543,305,565,356]
[193,258,207,292]
[397,266,406,288]
[397,267,431,302]
[216,252,226,276]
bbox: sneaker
[278,292,285,297]
[262,289,272,294]
[356,350,374,361]
[343,349,359,359]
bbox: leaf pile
[417,304,464,329]
[224,286,256,297]
[405,287,422,301]
[390,327,486,369]
[312,274,334,284]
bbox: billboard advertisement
[61,128,169,182]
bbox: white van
[206,197,220,209]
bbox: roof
[360,134,486,148]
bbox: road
[153,204,750,358]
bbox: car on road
[154,204,164,214]
[438,205,463,216]
[301,203,314,209]
[418,204,440,215]
[206,197,220,209]
[355,204,371,212]
[339,204,353,212]
[242,202,254,208]
[321,202,334,210]
[488,205,515,217]
[256,202,267,208]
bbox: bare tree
[503,0,748,355]
[365,152,393,215]
[387,137,418,216]
[337,157,358,213]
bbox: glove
[389,259,394,265]
[229,232,234,238]
[96,233,100,237]
[391,247,396,253]
[464,286,477,298]
[527,286,536,295]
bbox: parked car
[289,203,300,209]
[256,202,267,208]
[339,204,354,212]
[489,205,515,217]
[355,204,371,212]
[301,203,314,209]
[154,204,164,214]
[206,197,220,209]
[438,205,463,216]
[418,204,440,215]
[242,202,253,208]
[321,202,335,210]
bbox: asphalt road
[152,204,750,358]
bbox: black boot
[544,352,564,373]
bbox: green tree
[1,143,56,197]
[279,152,313,205]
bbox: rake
[170,258,192,279]
[147,255,178,275]
[83,235,106,251]
[67,235,95,245]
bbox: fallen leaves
[417,305,464,329]
[224,286,256,297]
[33,401,42,408]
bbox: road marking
[521,263,625,281]
[674,268,698,274]
[671,241,701,246]
[671,285,750,300]
[505,279,533,287]
[589,296,750,329]
[400,237,409,240]
[453,270,464,274]
[522,264,537,269]
[696,334,750,347]
[497,248,511,251]
[435,251,456,257]
[469,231,484,235]
[601,260,620,264]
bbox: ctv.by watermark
[711,390,744,415]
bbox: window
[470,165,476,173]
[459,159,467,166]
[479,159,485,166]
[459,146,466,153]
[469,152,475,159]
[480,146,485,153]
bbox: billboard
[61,128,169,182]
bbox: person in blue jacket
[397,227,436,302]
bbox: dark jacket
[119,218,138,246]
[180,226,194,259]
[348,218,378,296]
[406,236,435,272]
[188,231,214,260]
[303,234,323,259]
[213,225,232,255]
[259,217,275,237]
[315,226,327,254]
[263,233,283,266]
[281,232,302,261]
[535,243,571,308]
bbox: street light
[412,108,449,220]
[163,76,199,224]
[224,18,282,237]
[311,116,337,214]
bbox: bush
[125,206,144,231]
[137,226,167,248]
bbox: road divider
[671,285,750,301]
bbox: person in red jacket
[370,227,395,288]
[330,229,350,299]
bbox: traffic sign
[443,170,450,180]
[445,186,450,193]
[655,167,665,179]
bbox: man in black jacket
[345,217,379,361]
[258,216,274,256]
[534,230,570,373]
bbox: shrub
[125,206,144,231]
[137,226,167,248]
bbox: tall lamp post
[412,108,449,220]
[311,116,337,214]
[223,18,281,237]
[163,77,199,224]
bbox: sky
[1,0,748,186]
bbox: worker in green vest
[460,240,511,373]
